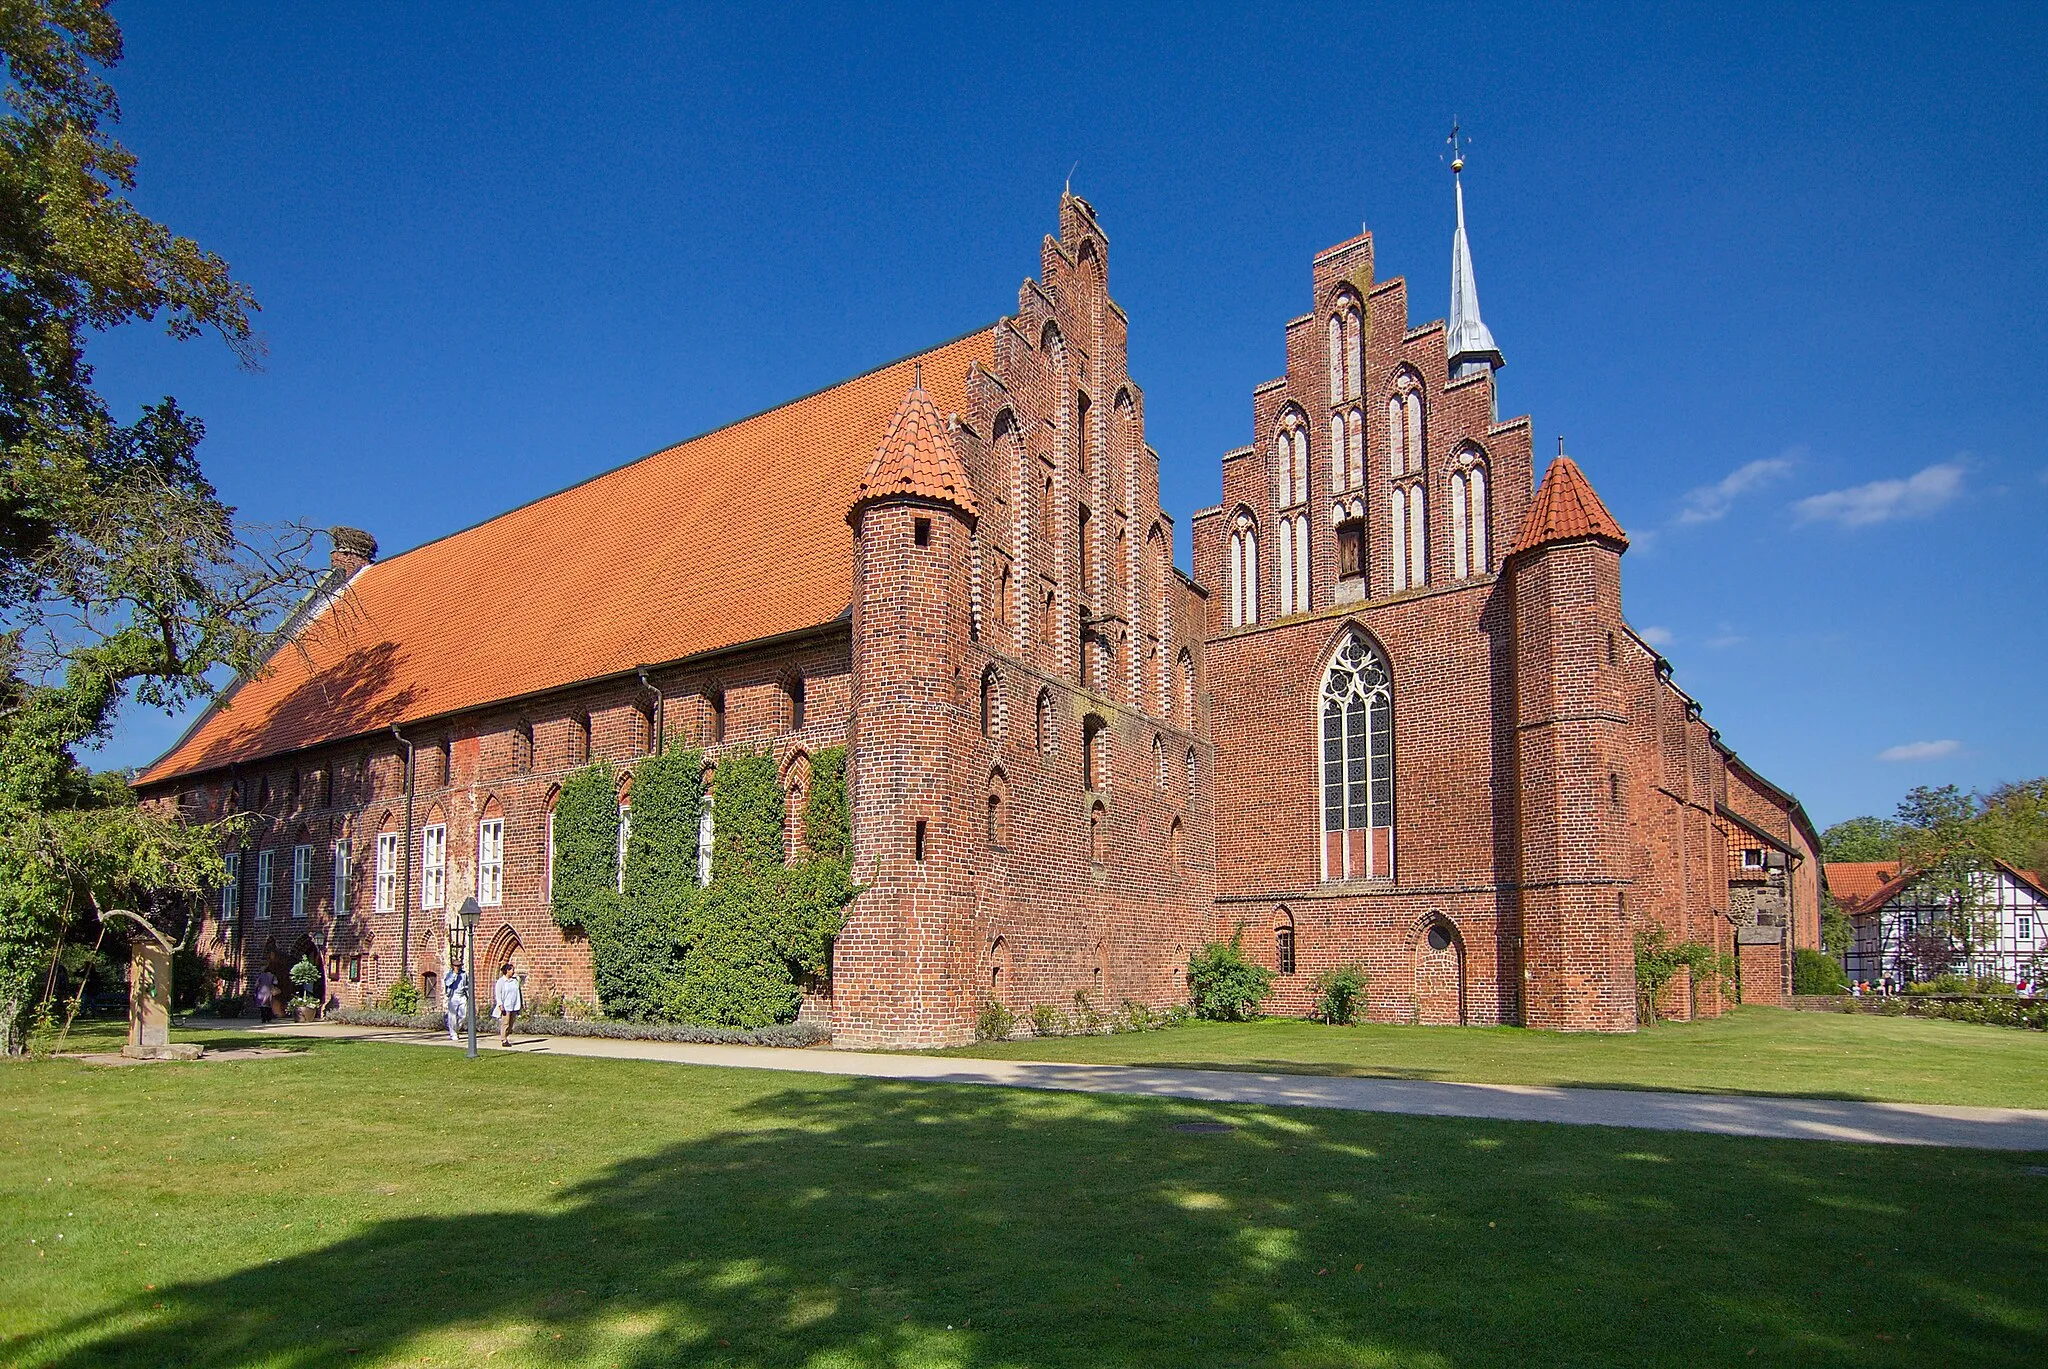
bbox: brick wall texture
[139,193,1814,1043]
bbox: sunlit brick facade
[137,190,1817,1042]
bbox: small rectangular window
[375,833,399,915]
[1742,848,1765,869]
[1276,927,1296,975]
[348,955,362,983]
[913,518,931,546]
[221,852,241,922]
[2020,914,2034,942]
[1337,522,1364,580]
[914,819,927,863]
[256,849,274,919]
[421,823,448,910]
[478,818,504,906]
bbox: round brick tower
[834,376,982,1047]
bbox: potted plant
[288,957,323,1021]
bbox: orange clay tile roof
[138,329,996,785]
[1511,455,1628,555]
[1825,861,1907,912]
[849,375,978,525]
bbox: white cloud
[1704,625,1745,649]
[1876,739,1960,763]
[1678,455,1796,524]
[1793,461,1964,528]
[1637,626,1674,648]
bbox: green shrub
[802,747,850,861]
[1116,1000,1158,1033]
[551,760,619,931]
[288,956,321,992]
[383,979,420,1014]
[1188,932,1273,1021]
[1311,964,1369,1024]
[1792,948,1847,996]
[1071,990,1106,1034]
[975,998,1016,1041]
[584,888,686,1022]
[1028,1003,1069,1037]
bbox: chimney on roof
[328,526,378,578]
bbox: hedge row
[325,1006,830,1047]
[1816,993,2048,1031]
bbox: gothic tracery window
[1320,633,1394,881]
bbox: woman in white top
[492,963,523,1046]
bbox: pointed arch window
[1274,412,1307,509]
[1449,447,1490,579]
[1320,633,1394,881]
[1329,299,1362,404]
[1226,511,1259,628]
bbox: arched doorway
[485,924,526,988]
[1414,917,1465,1025]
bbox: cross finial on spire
[1447,118,1467,174]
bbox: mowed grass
[3,1035,2046,1367]
[935,1007,2048,1109]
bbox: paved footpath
[201,1020,2048,1152]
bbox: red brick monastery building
[137,173,1821,1043]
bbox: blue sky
[85,1,2046,828]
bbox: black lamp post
[456,895,480,1059]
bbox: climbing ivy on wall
[802,747,850,861]
[710,749,784,878]
[550,760,618,932]
[557,745,855,1030]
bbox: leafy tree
[1820,815,1902,863]
[1894,784,1999,971]
[1976,778,2048,876]
[1819,892,1853,958]
[1792,948,1847,996]
[0,2,324,1052]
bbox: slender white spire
[1446,124,1503,386]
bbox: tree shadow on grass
[25,1079,2048,1367]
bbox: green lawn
[3,1033,2045,1367]
[935,1007,2048,1110]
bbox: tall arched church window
[1449,448,1490,579]
[1330,410,1347,492]
[1327,316,1344,406]
[1226,511,1259,628]
[1344,305,1362,400]
[1320,633,1394,881]
[1387,373,1427,590]
[1345,406,1364,490]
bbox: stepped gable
[138,329,995,785]
[847,375,978,526]
[1511,454,1628,555]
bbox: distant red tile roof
[138,329,996,786]
[1826,861,1907,913]
[849,376,978,525]
[1511,455,1628,555]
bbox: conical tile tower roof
[848,375,978,526]
[1512,455,1627,555]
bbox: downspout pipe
[637,668,664,755]
[391,724,416,986]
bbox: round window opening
[1426,925,1453,953]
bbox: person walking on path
[442,966,469,1043]
[252,968,278,1023]
[492,963,522,1047]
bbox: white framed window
[332,840,349,916]
[291,844,312,918]
[375,832,399,915]
[2020,913,2034,942]
[255,849,274,919]
[421,823,447,910]
[478,818,504,907]
[616,802,631,892]
[1742,848,1765,870]
[220,852,241,922]
[697,805,714,887]
[544,808,555,903]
